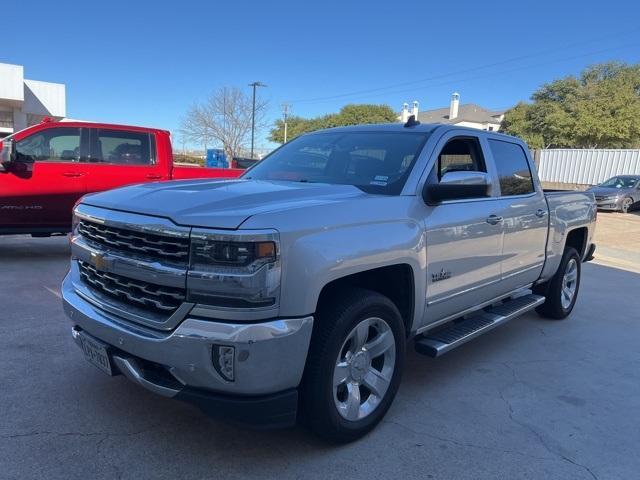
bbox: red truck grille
[78,220,189,265]
[78,260,185,313]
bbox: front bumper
[595,198,623,211]
[62,271,313,426]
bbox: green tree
[269,104,398,143]
[502,62,640,148]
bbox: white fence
[536,149,640,185]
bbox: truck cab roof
[308,122,522,144]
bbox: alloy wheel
[333,317,396,421]
[561,258,578,309]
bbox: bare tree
[180,87,268,163]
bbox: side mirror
[0,139,16,166]
[423,171,490,204]
[0,139,16,172]
[0,139,34,174]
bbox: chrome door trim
[426,277,502,307]
[502,262,544,280]
[418,285,533,335]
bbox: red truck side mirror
[0,139,16,171]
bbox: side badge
[431,268,452,283]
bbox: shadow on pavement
[0,235,70,261]
[3,246,640,479]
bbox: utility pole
[281,103,290,143]
[248,81,267,159]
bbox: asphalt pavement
[1,235,639,480]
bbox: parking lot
[1,213,639,480]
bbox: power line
[291,40,640,106]
[289,28,640,105]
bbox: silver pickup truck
[62,122,596,442]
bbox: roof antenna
[404,114,420,127]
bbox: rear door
[83,129,166,195]
[0,126,87,231]
[488,138,548,289]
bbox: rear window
[243,131,430,195]
[91,129,153,165]
[488,139,535,196]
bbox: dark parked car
[587,175,640,213]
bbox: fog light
[212,345,235,381]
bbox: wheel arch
[565,227,588,258]
[315,264,417,337]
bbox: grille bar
[78,220,189,264]
[79,260,185,313]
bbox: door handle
[535,208,548,218]
[62,172,83,177]
[146,174,162,179]
[486,215,503,225]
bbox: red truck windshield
[243,131,430,195]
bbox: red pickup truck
[0,120,243,236]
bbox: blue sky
[3,0,640,150]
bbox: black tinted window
[15,127,81,162]
[91,129,153,165]
[244,132,429,195]
[488,139,534,196]
[437,137,486,180]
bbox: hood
[587,186,633,196]
[81,179,367,229]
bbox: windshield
[599,176,639,188]
[243,131,430,195]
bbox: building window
[0,111,13,129]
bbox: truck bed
[539,189,596,280]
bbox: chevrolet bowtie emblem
[91,252,108,270]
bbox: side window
[15,127,81,163]
[437,137,486,180]
[91,129,153,165]
[488,139,535,196]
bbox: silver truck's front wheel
[301,288,405,443]
[333,317,396,421]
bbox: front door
[422,135,504,323]
[0,126,87,231]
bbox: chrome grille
[78,220,189,264]
[78,260,185,313]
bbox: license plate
[79,332,114,376]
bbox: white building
[412,93,505,131]
[0,62,66,138]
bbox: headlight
[187,229,281,309]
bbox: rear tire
[534,247,581,319]
[300,288,406,443]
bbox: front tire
[300,288,406,443]
[534,247,581,319]
[621,197,633,214]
